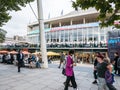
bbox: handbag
[62,68,66,76]
[105,70,114,84]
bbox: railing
[0,43,107,50]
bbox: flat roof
[28,8,99,27]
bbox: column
[50,23,52,28]
[83,18,86,24]
[59,31,61,43]
[59,22,61,27]
[77,29,78,42]
[64,30,65,43]
[92,27,94,45]
[87,28,88,43]
[37,0,48,68]
[67,30,70,42]
[98,27,100,44]
[82,28,84,45]
[70,19,73,25]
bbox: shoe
[73,88,79,90]
[68,83,72,87]
[63,82,66,85]
[92,80,97,84]
[63,82,72,87]
[69,84,73,87]
[117,74,120,76]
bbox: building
[3,35,27,45]
[108,30,120,60]
[27,8,113,60]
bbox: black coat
[17,53,24,62]
[114,56,119,70]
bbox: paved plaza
[0,63,120,90]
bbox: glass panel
[65,30,68,42]
[78,29,82,42]
[61,31,64,42]
[73,30,77,41]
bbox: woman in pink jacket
[64,50,78,90]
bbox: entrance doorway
[75,52,95,64]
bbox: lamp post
[37,0,48,68]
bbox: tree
[0,0,34,27]
[72,0,120,27]
[0,32,5,43]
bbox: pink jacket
[65,55,74,76]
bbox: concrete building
[3,35,27,46]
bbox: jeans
[98,77,109,90]
[18,61,22,72]
[36,61,41,68]
[107,83,117,90]
[64,74,77,90]
[93,70,97,79]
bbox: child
[106,60,117,90]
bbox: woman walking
[96,54,110,90]
[64,50,78,90]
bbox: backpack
[105,70,114,84]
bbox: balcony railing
[0,43,107,50]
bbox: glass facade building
[27,8,113,52]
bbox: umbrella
[0,50,8,54]
[47,51,60,56]
[32,52,41,55]
[9,51,18,54]
[22,51,30,54]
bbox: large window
[45,32,49,43]
[56,31,60,42]
[88,27,94,42]
[65,30,69,42]
[73,29,77,41]
[83,28,87,43]
[61,31,64,42]
[94,27,99,42]
[78,29,82,42]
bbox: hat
[97,54,104,59]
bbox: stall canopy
[47,51,60,56]
[9,51,18,54]
[0,50,8,54]
[32,51,60,56]
[32,52,41,55]
[22,51,30,54]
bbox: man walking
[17,50,24,72]
[92,52,100,84]
[58,52,65,68]
[114,52,119,75]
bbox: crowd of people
[58,50,120,90]
[0,53,16,64]
[0,50,43,72]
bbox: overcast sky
[2,0,75,37]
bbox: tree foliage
[0,0,34,27]
[0,32,5,43]
[72,0,120,27]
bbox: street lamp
[37,0,48,68]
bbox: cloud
[2,0,74,37]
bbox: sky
[2,0,75,37]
